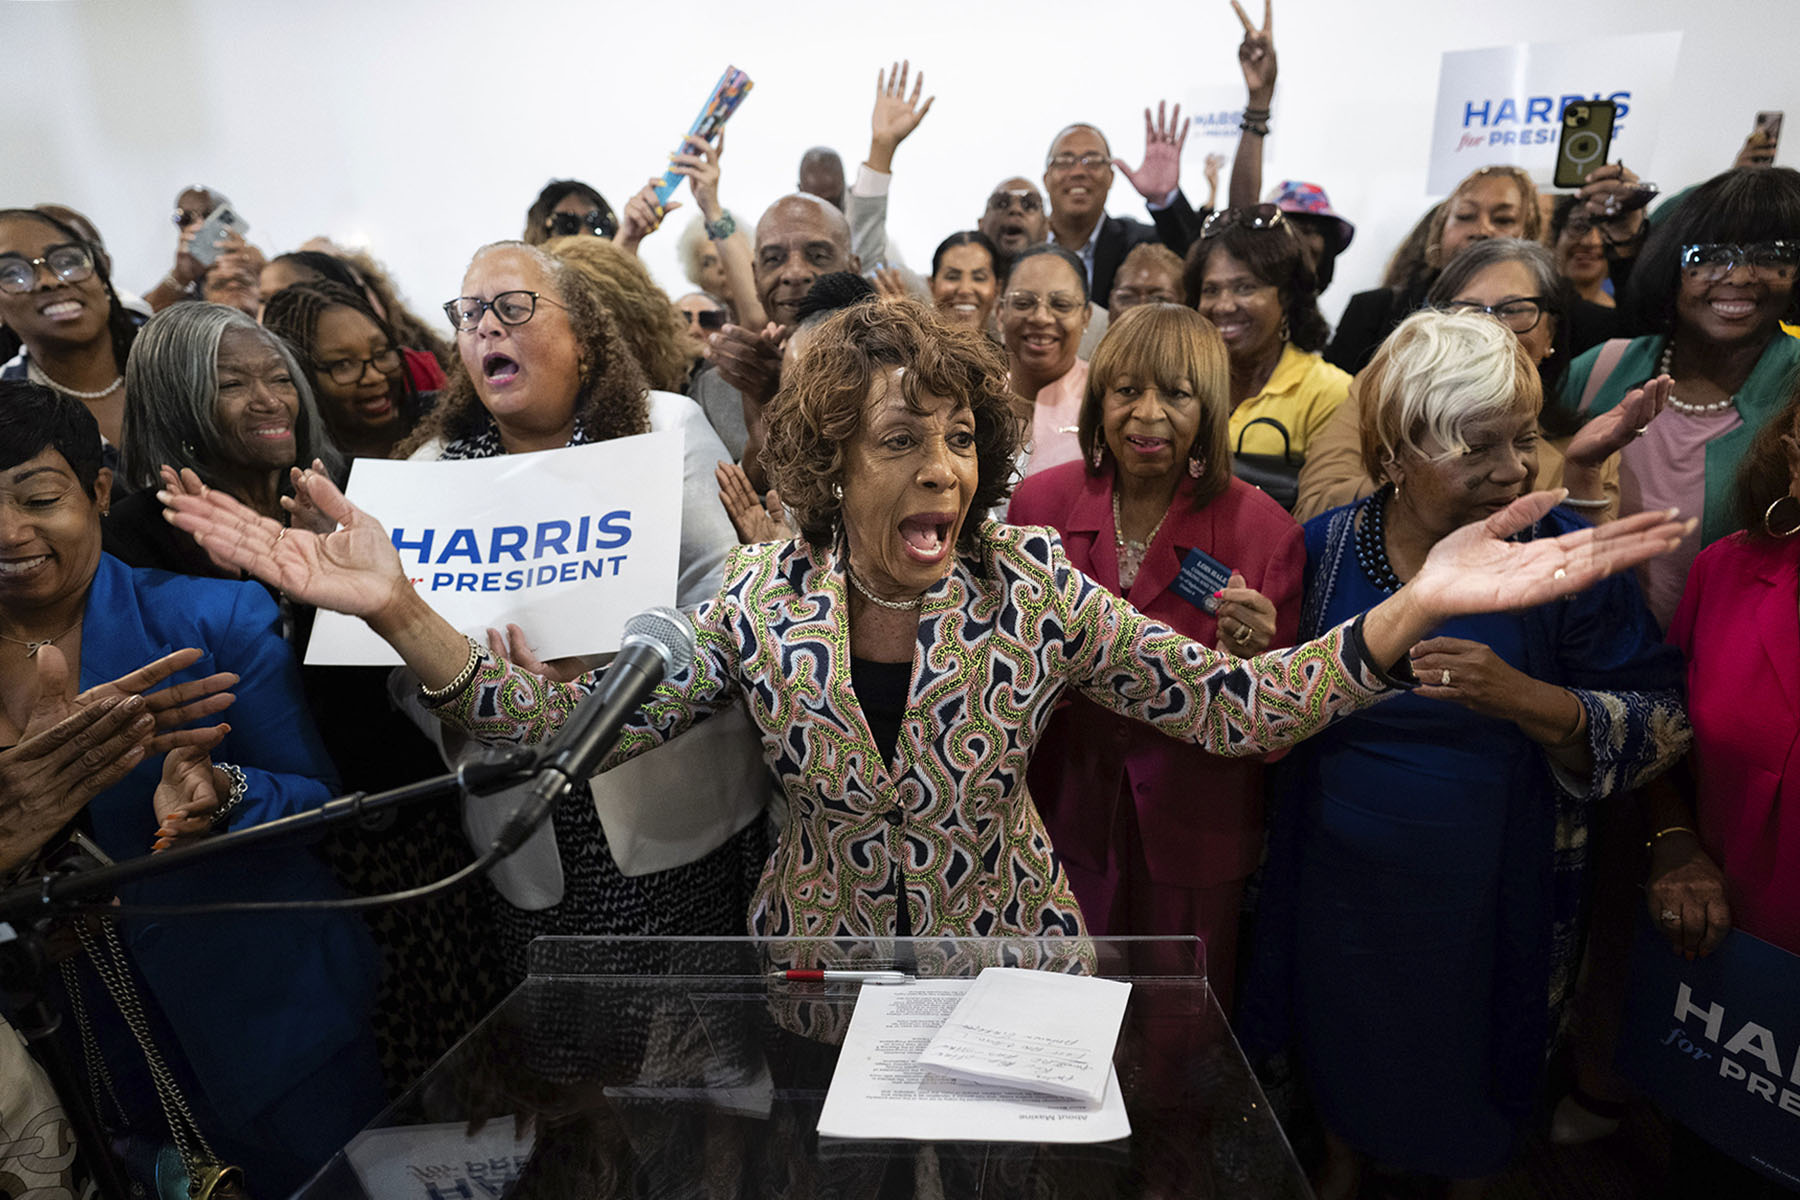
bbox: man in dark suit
[1043,113,1206,303]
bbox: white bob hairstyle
[1358,308,1543,482]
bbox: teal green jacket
[1550,333,1800,547]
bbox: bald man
[692,194,859,485]
[798,147,847,212]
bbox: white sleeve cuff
[1145,187,1180,213]
[853,164,893,198]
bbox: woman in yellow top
[1184,206,1349,499]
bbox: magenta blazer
[1669,532,1800,956]
[1009,464,1305,887]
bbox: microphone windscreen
[621,606,697,677]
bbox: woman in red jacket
[1009,302,1302,1008]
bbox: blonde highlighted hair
[1358,309,1542,483]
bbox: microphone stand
[0,746,539,1200]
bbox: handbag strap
[1234,416,1298,464]
[1577,338,1632,416]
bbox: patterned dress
[439,522,1401,940]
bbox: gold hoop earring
[1765,493,1800,538]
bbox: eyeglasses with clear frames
[0,244,95,295]
[443,290,566,332]
[1441,297,1552,334]
[1002,290,1085,319]
[1679,241,1799,284]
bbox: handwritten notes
[817,978,1132,1143]
[918,968,1131,1107]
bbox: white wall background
[4,0,1797,332]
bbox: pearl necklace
[1353,488,1403,594]
[27,360,123,401]
[1112,489,1169,589]
[0,616,82,658]
[846,564,922,611]
[1658,343,1737,416]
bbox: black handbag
[1231,416,1302,511]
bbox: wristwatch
[705,212,737,241]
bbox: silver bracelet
[208,763,249,831]
[1561,495,1611,509]
[419,635,485,708]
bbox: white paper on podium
[341,1116,535,1198]
[917,967,1131,1107]
[816,980,1131,1143]
[304,434,683,666]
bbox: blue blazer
[79,553,379,1121]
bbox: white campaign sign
[304,433,683,666]
[1427,32,1683,194]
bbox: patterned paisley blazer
[443,522,1398,939]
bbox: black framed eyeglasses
[1200,204,1286,240]
[545,208,618,239]
[0,243,95,294]
[315,346,403,385]
[1442,296,1553,334]
[1679,241,1799,283]
[443,290,566,332]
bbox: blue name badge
[1172,547,1233,614]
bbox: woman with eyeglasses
[999,244,1093,478]
[1008,303,1301,1007]
[1552,194,1616,310]
[522,178,618,245]
[1548,167,1800,629]
[1184,205,1349,507]
[393,240,751,982]
[262,281,433,461]
[676,291,729,377]
[0,208,143,478]
[1294,239,1584,522]
[1240,310,1688,1198]
[259,249,453,392]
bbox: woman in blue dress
[1242,310,1692,1198]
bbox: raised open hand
[1231,0,1277,102]
[715,461,795,544]
[159,466,410,622]
[1407,490,1693,622]
[869,60,934,170]
[1565,375,1670,472]
[1114,101,1189,202]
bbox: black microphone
[488,607,697,857]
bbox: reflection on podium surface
[293,936,1309,1199]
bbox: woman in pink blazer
[1010,303,1303,1009]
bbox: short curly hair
[1183,218,1330,352]
[397,242,648,456]
[544,234,690,393]
[761,298,1020,554]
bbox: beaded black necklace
[1354,485,1404,594]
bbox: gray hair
[675,210,749,289]
[121,302,343,490]
[1425,237,1560,308]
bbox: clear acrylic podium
[292,935,1309,1198]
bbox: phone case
[1554,101,1616,189]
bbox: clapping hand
[1232,0,1277,102]
[715,461,795,545]
[869,61,934,172]
[159,466,410,623]
[1564,375,1671,473]
[151,745,228,853]
[707,322,786,408]
[1213,572,1277,654]
[1115,101,1190,203]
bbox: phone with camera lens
[187,202,250,267]
[1553,100,1616,189]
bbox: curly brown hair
[543,235,691,393]
[1734,379,1800,538]
[761,298,1020,554]
[397,242,648,456]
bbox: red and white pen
[771,969,912,984]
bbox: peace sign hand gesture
[1231,0,1277,104]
